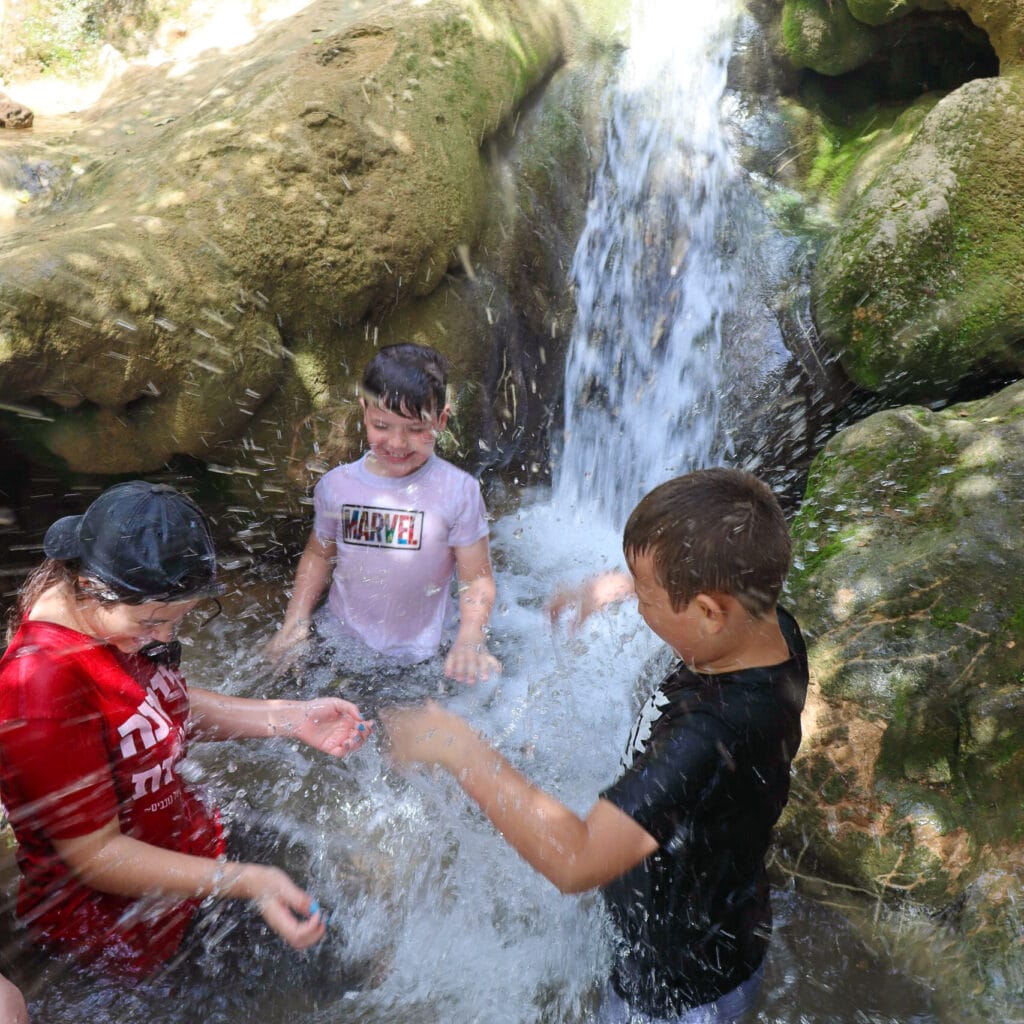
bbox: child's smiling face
[361,399,449,478]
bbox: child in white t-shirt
[267,343,500,684]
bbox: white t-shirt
[312,454,489,664]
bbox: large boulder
[812,72,1024,396]
[0,0,570,477]
[781,379,1024,1015]
[767,0,1024,400]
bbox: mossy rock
[781,0,882,74]
[780,380,1024,1010]
[0,0,569,478]
[811,73,1024,397]
[958,0,1024,70]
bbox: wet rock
[0,0,570,478]
[812,74,1024,397]
[0,90,33,128]
[781,0,882,75]
[780,379,1024,1015]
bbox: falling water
[555,0,744,525]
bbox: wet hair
[361,343,449,420]
[4,558,222,644]
[622,468,791,617]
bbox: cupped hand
[288,698,373,757]
[443,641,501,685]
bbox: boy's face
[361,399,448,478]
[628,550,719,669]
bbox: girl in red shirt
[0,481,371,977]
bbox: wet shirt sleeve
[312,473,339,545]
[1,657,120,840]
[602,711,736,849]
[447,475,488,548]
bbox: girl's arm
[0,974,28,1024]
[188,689,372,755]
[446,537,501,684]
[265,530,336,661]
[53,818,326,949]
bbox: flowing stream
[5,0,946,1021]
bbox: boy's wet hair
[361,343,449,420]
[623,468,791,617]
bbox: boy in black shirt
[385,469,808,1022]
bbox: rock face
[771,0,1024,399]
[0,0,571,479]
[0,90,33,127]
[782,379,1024,1013]
[812,73,1024,397]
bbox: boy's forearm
[438,724,593,892]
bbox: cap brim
[43,515,84,560]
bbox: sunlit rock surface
[768,0,1024,399]
[0,0,575,477]
[812,73,1024,397]
[781,379,1024,1014]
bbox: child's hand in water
[236,865,328,950]
[382,701,470,771]
[263,619,312,669]
[547,572,636,631]
[444,637,501,685]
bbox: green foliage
[2,0,188,77]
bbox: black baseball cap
[43,481,224,603]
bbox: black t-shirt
[600,607,808,1017]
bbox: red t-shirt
[0,619,225,976]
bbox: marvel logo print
[342,504,424,549]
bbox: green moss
[798,92,939,205]
[931,603,974,630]
[820,771,848,804]
[845,0,913,26]
[1007,602,1024,636]
[782,0,880,75]
[3,0,190,77]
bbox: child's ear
[436,405,451,431]
[693,593,728,630]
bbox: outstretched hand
[546,572,636,631]
[280,698,373,757]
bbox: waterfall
[555,0,745,527]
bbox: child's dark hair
[623,468,791,617]
[361,343,449,420]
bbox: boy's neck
[687,607,790,675]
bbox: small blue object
[309,899,331,927]
[357,723,366,732]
